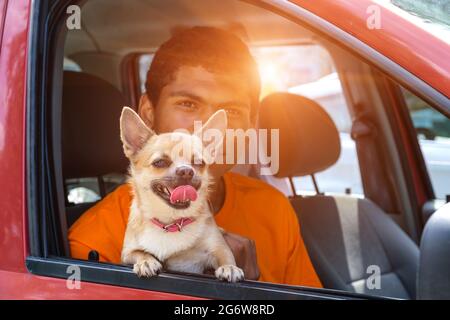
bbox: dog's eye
[152,159,171,168]
[192,159,206,168]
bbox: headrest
[62,71,128,179]
[258,92,341,178]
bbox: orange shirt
[68,172,322,287]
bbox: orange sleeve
[283,200,322,288]
[68,184,131,264]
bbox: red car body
[0,0,448,299]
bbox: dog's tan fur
[120,107,244,282]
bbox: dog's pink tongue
[170,185,198,204]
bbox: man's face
[139,65,256,178]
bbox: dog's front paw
[215,265,244,282]
[133,257,162,278]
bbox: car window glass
[402,87,450,200]
[66,174,126,205]
[392,0,450,27]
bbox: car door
[21,0,448,300]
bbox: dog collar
[150,217,195,232]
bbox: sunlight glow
[257,59,283,98]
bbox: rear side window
[402,87,450,200]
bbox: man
[69,26,322,287]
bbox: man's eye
[152,159,171,168]
[177,100,197,109]
[225,108,241,116]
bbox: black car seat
[258,92,419,299]
[62,71,128,227]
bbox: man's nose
[175,165,195,180]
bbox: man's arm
[68,184,131,264]
[70,239,96,261]
[222,232,260,280]
[220,198,321,286]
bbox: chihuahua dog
[119,107,244,282]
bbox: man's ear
[138,94,155,129]
[120,107,154,158]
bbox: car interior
[257,93,418,298]
[42,0,449,299]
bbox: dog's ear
[194,110,227,163]
[120,107,154,158]
[195,109,227,142]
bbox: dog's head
[120,107,227,218]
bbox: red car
[0,0,449,299]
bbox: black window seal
[27,0,73,258]
[26,256,389,300]
[26,0,43,258]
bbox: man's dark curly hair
[145,26,261,120]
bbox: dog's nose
[175,166,194,180]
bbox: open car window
[26,0,441,300]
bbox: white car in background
[289,72,450,200]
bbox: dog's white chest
[165,246,215,273]
[136,222,205,261]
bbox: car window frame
[27,0,370,300]
[27,0,448,300]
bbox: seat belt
[351,112,398,213]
